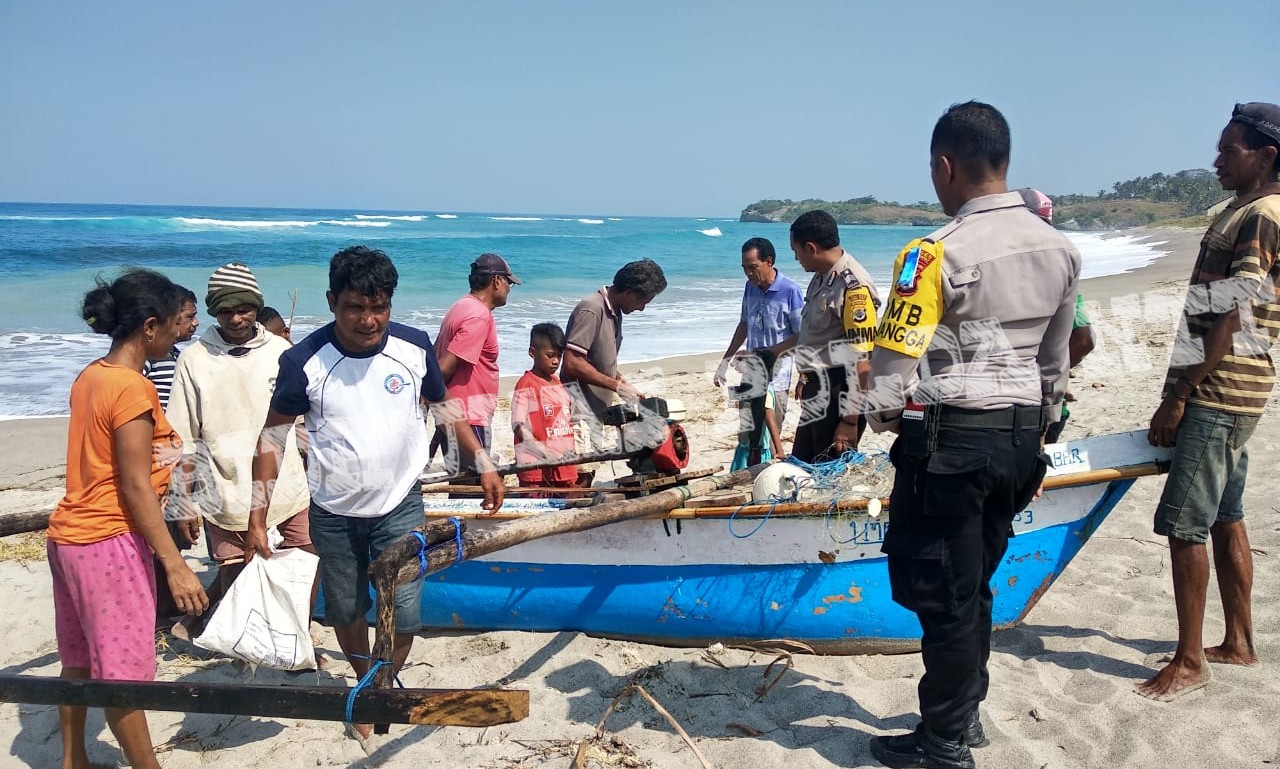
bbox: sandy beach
[2,226,1278,769]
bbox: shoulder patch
[874,238,945,358]
[840,269,861,290]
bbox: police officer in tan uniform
[784,210,880,463]
[866,102,1080,769]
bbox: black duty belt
[937,404,1045,431]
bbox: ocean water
[0,202,1168,418]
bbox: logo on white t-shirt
[384,374,406,395]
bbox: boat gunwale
[422,461,1167,521]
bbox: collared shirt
[741,272,804,387]
[797,250,881,369]
[563,286,623,419]
[1164,183,1280,416]
[867,191,1081,430]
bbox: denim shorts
[309,483,424,632]
[1154,404,1258,544]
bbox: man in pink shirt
[432,253,519,468]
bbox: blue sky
[1,1,1274,217]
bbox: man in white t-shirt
[250,246,504,743]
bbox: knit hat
[205,262,264,315]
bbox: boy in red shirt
[512,323,580,491]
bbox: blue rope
[345,659,386,723]
[448,516,463,563]
[727,450,888,540]
[785,450,870,489]
[412,518,466,578]
[409,530,428,578]
[728,500,777,539]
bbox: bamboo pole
[366,466,760,733]
[418,463,1168,521]
[0,675,527,727]
[421,449,640,484]
[424,485,599,496]
[371,467,760,590]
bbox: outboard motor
[601,396,690,478]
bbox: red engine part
[651,423,690,474]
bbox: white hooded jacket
[167,323,309,531]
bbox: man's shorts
[47,531,158,680]
[1154,404,1259,544]
[203,508,312,562]
[309,483,424,632]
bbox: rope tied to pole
[345,659,389,723]
[410,517,466,579]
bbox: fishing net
[785,450,894,508]
[730,450,896,541]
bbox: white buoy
[867,497,882,519]
[752,462,813,503]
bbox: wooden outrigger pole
[0,516,529,728]
[0,676,526,727]
[364,466,762,732]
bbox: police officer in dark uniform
[866,102,1080,769]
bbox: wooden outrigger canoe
[374,430,1170,654]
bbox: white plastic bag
[195,548,319,671]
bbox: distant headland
[740,169,1226,230]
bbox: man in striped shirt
[145,287,199,411]
[1142,102,1280,701]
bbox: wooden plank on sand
[0,675,528,727]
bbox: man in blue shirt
[715,237,805,462]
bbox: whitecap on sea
[698,227,723,237]
[319,220,390,228]
[176,217,318,228]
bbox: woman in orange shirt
[47,269,209,769]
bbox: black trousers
[883,415,1046,740]
[793,366,864,463]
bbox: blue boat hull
[372,478,1136,653]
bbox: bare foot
[1158,645,1258,666]
[1136,658,1211,702]
[1203,644,1258,666]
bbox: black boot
[964,711,988,748]
[870,724,975,769]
